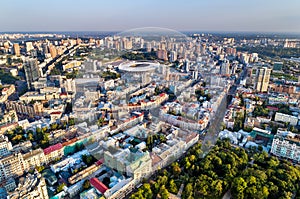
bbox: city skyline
[1,0,300,33]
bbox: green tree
[68,118,75,126]
[56,183,66,193]
[231,177,247,199]
[211,179,223,197]
[159,185,169,199]
[142,183,153,199]
[168,179,178,194]
[82,154,95,166]
[83,180,90,190]
[51,123,58,130]
[183,183,193,199]
[36,165,45,173]
[172,162,181,177]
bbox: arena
[118,61,158,73]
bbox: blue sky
[1,0,300,32]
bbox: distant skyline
[1,0,300,33]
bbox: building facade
[24,58,40,90]
[271,134,300,162]
[254,67,271,92]
[275,112,298,126]
[0,153,25,182]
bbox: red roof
[95,158,104,166]
[90,178,108,194]
[51,111,62,115]
[0,122,18,129]
[266,106,279,111]
[43,143,63,155]
[62,137,78,146]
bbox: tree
[12,134,22,143]
[142,183,153,199]
[130,190,145,199]
[168,179,178,194]
[51,123,58,130]
[50,67,61,75]
[68,118,75,126]
[221,122,226,131]
[183,183,193,199]
[97,117,105,127]
[232,177,247,199]
[56,183,66,193]
[159,185,169,199]
[243,126,253,132]
[28,132,34,141]
[189,155,196,163]
[172,162,181,177]
[82,154,95,166]
[184,157,191,170]
[36,165,45,173]
[211,180,223,197]
[83,180,90,190]
[159,135,166,143]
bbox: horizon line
[1,29,300,35]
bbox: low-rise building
[275,112,298,126]
[0,85,16,103]
[104,149,152,183]
[9,173,49,199]
[271,130,300,162]
[23,148,47,170]
[0,135,13,157]
[43,143,64,163]
[5,101,43,118]
[0,177,17,192]
[80,187,101,199]
[0,153,24,182]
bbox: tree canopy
[130,140,300,199]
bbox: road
[201,91,228,157]
[200,65,247,157]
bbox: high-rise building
[145,42,152,52]
[185,60,190,72]
[25,42,34,53]
[169,51,177,62]
[24,58,40,90]
[42,43,49,55]
[192,70,198,79]
[49,45,57,58]
[157,50,168,61]
[13,43,20,56]
[220,60,230,76]
[254,67,272,92]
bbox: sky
[1,0,300,33]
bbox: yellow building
[23,148,47,170]
[0,153,24,182]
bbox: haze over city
[1,0,300,32]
